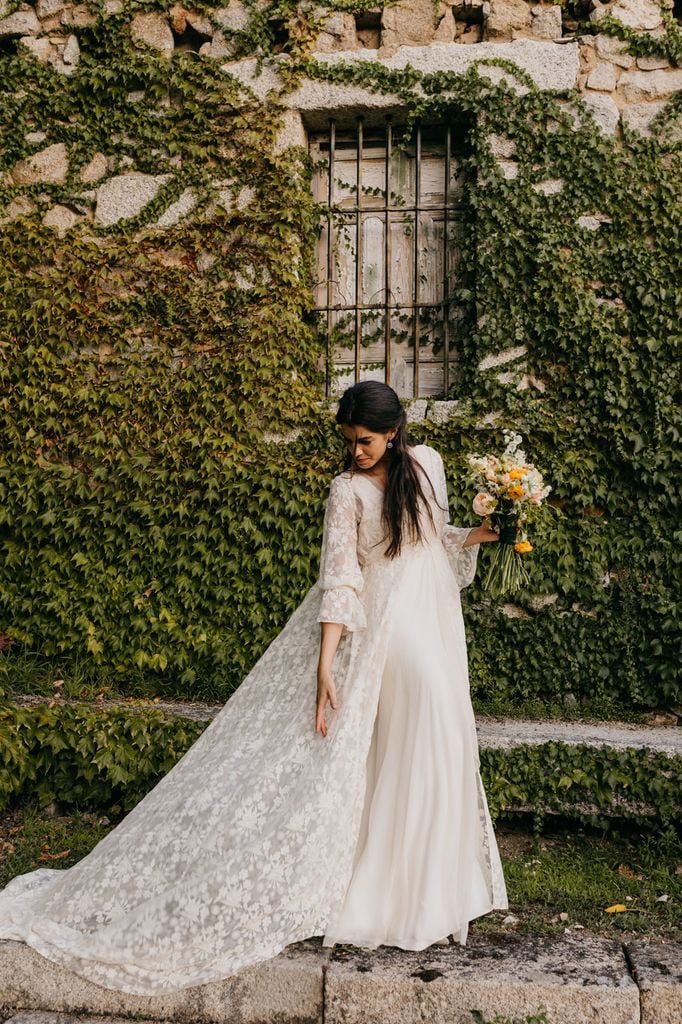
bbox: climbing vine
[0,0,680,714]
[585,8,682,66]
[1,701,679,823]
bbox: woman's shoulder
[330,468,354,486]
[326,470,363,519]
[409,443,443,465]
[326,469,356,498]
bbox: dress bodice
[343,444,448,567]
[316,444,479,634]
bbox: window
[310,118,470,399]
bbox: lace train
[0,443,507,993]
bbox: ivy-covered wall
[0,0,680,713]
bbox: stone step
[7,695,681,756]
[476,718,682,757]
[0,934,680,1024]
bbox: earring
[387,440,394,448]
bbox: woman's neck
[357,454,390,480]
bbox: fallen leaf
[604,904,628,914]
[618,864,644,880]
[38,848,71,862]
[656,894,670,903]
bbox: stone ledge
[629,941,682,1024]
[325,933,640,1024]
[476,718,682,757]
[3,933,673,1024]
[3,1014,162,1024]
[0,938,325,1022]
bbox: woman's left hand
[473,520,500,544]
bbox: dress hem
[320,896,509,953]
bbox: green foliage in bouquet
[0,0,679,714]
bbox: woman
[0,381,507,995]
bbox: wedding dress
[0,442,507,994]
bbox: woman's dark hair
[336,380,441,558]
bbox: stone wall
[1,0,678,699]
[1,0,680,232]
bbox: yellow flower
[515,540,533,554]
[509,469,525,480]
[508,485,525,500]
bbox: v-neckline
[351,445,428,497]
[355,471,385,496]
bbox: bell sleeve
[430,447,480,590]
[316,474,367,633]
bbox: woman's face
[340,423,396,471]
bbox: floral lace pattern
[317,475,367,633]
[0,443,506,995]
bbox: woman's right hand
[316,669,339,738]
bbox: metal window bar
[412,121,421,398]
[443,123,451,396]
[384,120,392,386]
[354,118,363,383]
[325,120,335,398]
[314,119,463,398]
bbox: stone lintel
[226,40,579,130]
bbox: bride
[0,380,508,995]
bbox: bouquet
[467,431,551,598]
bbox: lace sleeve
[429,447,480,590]
[316,475,367,633]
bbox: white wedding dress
[0,443,507,994]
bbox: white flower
[473,492,496,516]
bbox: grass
[473,694,656,725]
[0,804,113,889]
[1,804,680,944]
[0,650,161,703]
[472,817,682,943]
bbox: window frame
[309,115,472,400]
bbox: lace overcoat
[0,443,506,994]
